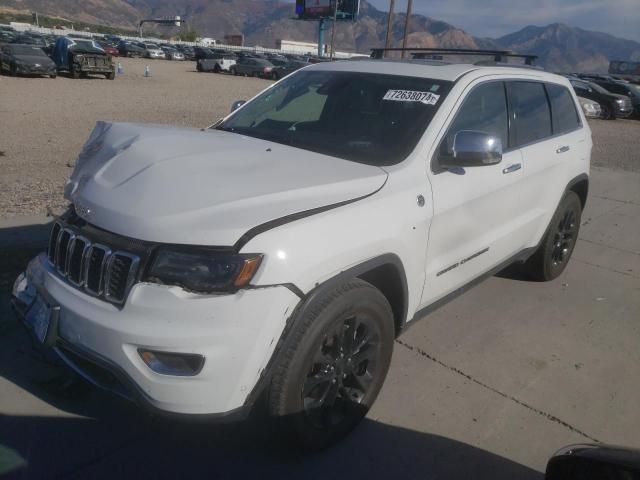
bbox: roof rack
[370,47,538,66]
[473,60,544,70]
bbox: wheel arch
[298,253,409,337]
[566,173,589,209]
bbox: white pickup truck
[14,57,591,448]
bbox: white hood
[65,122,387,246]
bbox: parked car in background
[197,55,236,73]
[569,78,633,119]
[271,59,308,80]
[118,41,145,58]
[97,41,119,57]
[194,46,217,61]
[160,46,184,61]
[11,34,47,49]
[175,44,195,61]
[587,80,640,117]
[0,43,57,77]
[140,42,165,59]
[52,37,115,79]
[230,57,275,78]
[577,96,602,118]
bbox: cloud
[366,0,640,41]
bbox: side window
[441,81,509,154]
[546,83,581,134]
[508,81,552,147]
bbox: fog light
[138,349,205,376]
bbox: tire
[522,191,582,281]
[268,279,394,450]
[230,67,237,76]
[50,74,57,79]
[106,71,115,80]
[213,64,221,73]
[196,62,203,72]
[9,64,16,76]
[602,105,615,120]
[71,68,80,79]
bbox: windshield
[589,82,611,94]
[217,70,452,166]
[145,44,159,49]
[9,45,47,56]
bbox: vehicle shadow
[0,409,544,480]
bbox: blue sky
[352,0,640,42]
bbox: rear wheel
[230,67,236,75]
[213,64,221,73]
[268,279,394,450]
[522,191,582,281]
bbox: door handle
[556,145,570,154]
[502,163,522,174]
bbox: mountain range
[2,0,639,72]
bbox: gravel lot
[0,56,638,219]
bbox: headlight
[615,99,624,104]
[584,103,597,112]
[145,248,263,293]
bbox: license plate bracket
[25,294,60,345]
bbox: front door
[421,80,528,307]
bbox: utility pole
[401,0,413,58]
[384,0,395,58]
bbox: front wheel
[106,71,115,80]
[601,105,616,120]
[268,279,394,449]
[522,191,582,281]
[230,67,237,76]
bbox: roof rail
[473,60,544,70]
[370,47,538,66]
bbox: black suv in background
[586,80,640,117]
[569,78,633,119]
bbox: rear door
[509,81,586,244]
[422,80,528,306]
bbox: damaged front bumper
[12,253,301,417]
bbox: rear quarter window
[546,83,581,134]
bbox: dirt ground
[0,56,638,218]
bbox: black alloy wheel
[268,279,394,449]
[302,313,381,430]
[550,208,577,269]
[522,191,582,281]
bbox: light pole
[384,0,395,58]
[329,0,339,60]
[401,0,413,58]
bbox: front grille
[48,221,141,305]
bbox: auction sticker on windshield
[383,90,440,105]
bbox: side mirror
[230,100,246,113]
[439,130,502,169]
[546,444,640,480]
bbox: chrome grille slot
[48,222,62,261]
[105,253,140,304]
[46,221,141,305]
[84,244,110,296]
[67,236,89,286]
[56,229,74,274]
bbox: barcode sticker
[383,90,440,105]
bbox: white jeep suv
[13,59,591,447]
